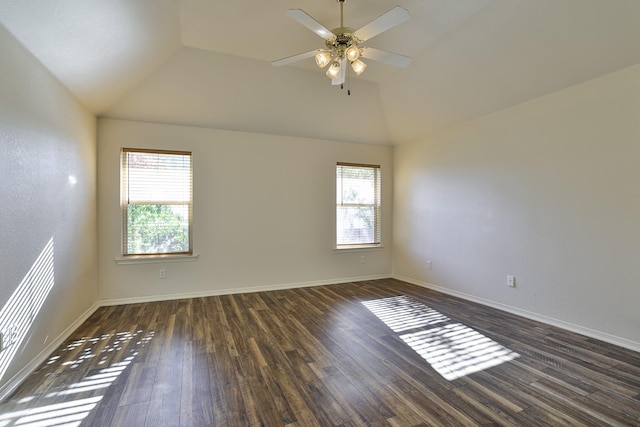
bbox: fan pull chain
[338,64,352,95]
[339,80,351,95]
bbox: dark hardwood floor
[1,278,639,426]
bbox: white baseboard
[99,274,392,306]
[0,302,101,402]
[5,272,635,403]
[393,274,640,353]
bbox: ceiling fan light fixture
[351,59,367,76]
[326,61,342,79]
[271,0,412,91]
[345,45,360,62]
[315,51,332,68]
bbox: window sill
[334,245,383,253]
[115,254,199,265]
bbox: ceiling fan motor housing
[326,27,360,58]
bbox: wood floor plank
[109,400,149,427]
[116,363,155,407]
[1,278,639,426]
[387,380,469,427]
[180,340,215,427]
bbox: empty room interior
[1,0,639,425]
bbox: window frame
[120,148,193,257]
[336,162,382,250]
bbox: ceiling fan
[271,0,411,87]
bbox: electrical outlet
[159,269,167,279]
[426,261,433,270]
[1,328,16,350]
[360,255,366,264]
[507,275,515,287]
[8,326,17,346]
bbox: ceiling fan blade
[354,6,410,42]
[361,47,412,68]
[287,9,334,40]
[271,49,321,67]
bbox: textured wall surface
[393,64,640,347]
[0,24,98,391]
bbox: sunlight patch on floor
[0,330,153,426]
[363,295,519,380]
[362,295,449,332]
[400,323,520,380]
[0,396,102,427]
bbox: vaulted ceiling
[2,0,640,145]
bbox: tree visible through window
[121,148,193,256]
[336,163,381,247]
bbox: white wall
[97,119,392,301]
[104,47,392,145]
[393,64,640,349]
[0,25,98,393]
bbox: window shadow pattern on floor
[0,330,153,427]
[363,295,519,381]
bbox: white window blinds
[336,162,381,247]
[121,148,193,256]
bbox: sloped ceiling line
[2,0,640,145]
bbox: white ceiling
[2,0,640,144]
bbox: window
[121,148,193,256]
[336,162,381,248]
